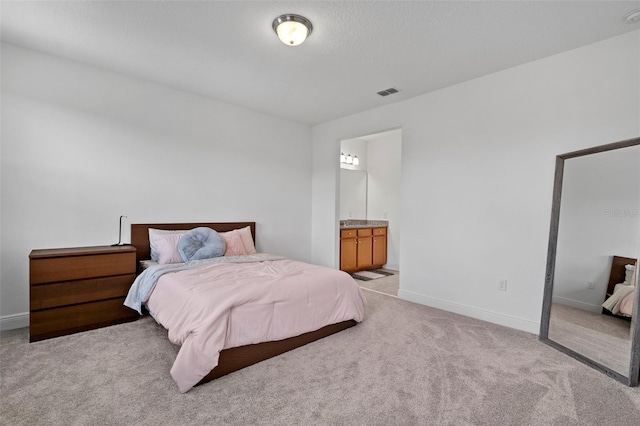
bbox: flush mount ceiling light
[272,14,313,46]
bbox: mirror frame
[539,136,640,387]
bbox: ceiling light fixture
[272,14,313,46]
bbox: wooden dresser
[340,227,387,273]
[29,245,138,342]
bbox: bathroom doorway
[339,129,401,296]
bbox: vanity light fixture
[340,152,360,166]
[272,14,313,46]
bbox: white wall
[553,146,640,312]
[339,138,368,219]
[0,44,312,329]
[366,130,401,270]
[339,169,367,220]
[311,31,640,334]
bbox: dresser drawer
[373,227,387,236]
[30,252,135,284]
[357,228,372,236]
[30,274,136,311]
[341,229,357,238]
[29,245,138,342]
[30,299,137,341]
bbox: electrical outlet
[587,281,595,289]
[498,279,507,291]
[384,212,388,219]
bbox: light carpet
[1,290,639,425]
[548,303,632,375]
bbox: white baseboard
[552,295,602,314]
[0,312,29,331]
[382,263,399,271]
[397,290,540,335]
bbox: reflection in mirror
[541,138,640,387]
[340,169,367,220]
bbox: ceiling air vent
[377,87,399,97]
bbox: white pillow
[148,228,187,261]
[154,232,185,264]
[625,264,636,287]
[623,264,635,285]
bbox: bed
[602,255,637,318]
[127,222,365,392]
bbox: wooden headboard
[130,222,256,265]
[606,255,637,297]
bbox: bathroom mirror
[340,169,367,220]
[540,137,640,386]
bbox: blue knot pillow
[178,227,226,262]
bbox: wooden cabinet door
[372,235,387,266]
[340,238,357,271]
[356,237,373,269]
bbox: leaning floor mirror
[540,137,640,387]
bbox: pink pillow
[152,233,184,264]
[148,228,185,261]
[238,226,257,254]
[221,230,247,256]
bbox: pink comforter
[618,290,635,316]
[146,258,366,392]
[602,285,635,317]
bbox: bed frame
[602,255,637,317]
[129,222,357,387]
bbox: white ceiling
[2,1,639,125]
